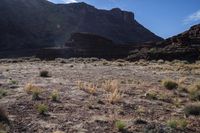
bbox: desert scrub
[85,83,97,94]
[162,79,178,90]
[50,90,59,101]
[32,87,41,100]
[184,103,200,116]
[10,80,18,85]
[77,81,85,90]
[40,70,50,77]
[167,119,188,129]
[36,104,48,115]
[107,89,123,104]
[0,89,7,99]
[24,83,36,93]
[115,120,126,131]
[145,91,158,100]
[188,83,200,101]
[77,81,97,94]
[102,80,119,93]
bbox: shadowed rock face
[36,33,135,60]
[158,24,200,47]
[127,24,200,62]
[0,0,162,50]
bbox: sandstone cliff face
[0,0,162,50]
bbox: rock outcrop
[0,0,162,51]
[37,32,134,59]
[127,24,200,62]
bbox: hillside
[0,0,162,50]
[127,24,200,61]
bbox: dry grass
[177,77,187,84]
[77,81,97,94]
[102,80,119,93]
[24,83,42,100]
[107,89,123,104]
[102,80,123,103]
[188,82,200,101]
[24,83,42,93]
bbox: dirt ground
[0,58,200,133]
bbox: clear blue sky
[48,0,200,39]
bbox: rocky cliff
[0,0,162,50]
[127,24,200,62]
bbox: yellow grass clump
[77,81,97,94]
[102,80,119,93]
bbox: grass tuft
[115,120,126,131]
[188,83,200,101]
[0,89,7,99]
[184,103,200,116]
[40,70,50,77]
[167,119,188,129]
[36,104,48,115]
[162,79,178,90]
[50,90,59,101]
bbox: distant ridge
[0,0,162,50]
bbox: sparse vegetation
[10,80,18,85]
[188,83,200,101]
[102,80,119,93]
[32,87,41,100]
[107,89,123,104]
[0,89,7,99]
[2,59,200,132]
[50,90,59,101]
[162,79,178,90]
[167,119,188,129]
[77,81,97,94]
[184,103,200,116]
[40,70,50,77]
[115,120,126,131]
[24,83,36,93]
[36,104,48,115]
[145,91,158,100]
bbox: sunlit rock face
[0,0,162,50]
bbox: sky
[48,0,200,39]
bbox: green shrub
[162,79,178,90]
[36,104,48,115]
[10,80,18,85]
[184,103,200,116]
[115,120,126,131]
[0,89,7,99]
[40,70,49,77]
